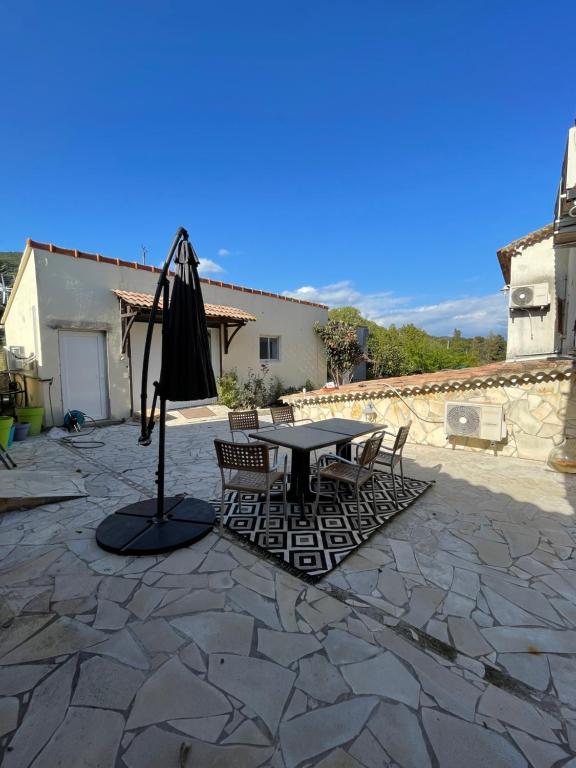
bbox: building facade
[1,240,328,425]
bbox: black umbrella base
[95,496,216,555]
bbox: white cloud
[284,280,507,336]
[218,248,231,257]
[198,258,224,275]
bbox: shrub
[217,370,242,409]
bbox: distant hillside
[0,251,22,292]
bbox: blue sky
[1,1,574,335]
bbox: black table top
[249,418,384,452]
[249,424,351,451]
[312,418,385,438]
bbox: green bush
[217,370,242,409]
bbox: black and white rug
[214,472,433,581]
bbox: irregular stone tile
[498,524,539,558]
[93,599,130,630]
[131,619,185,654]
[349,728,390,768]
[471,609,494,628]
[422,709,527,768]
[233,567,275,598]
[481,627,576,653]
[515,556,553,578]
[377,567,408,606]
[296,602,328,632]
[91,628,150,670]
[0,549,64,586]
[155,573,210,589]
[223,720,270,745]
[283,689,307,721]
[258,629,321,667]
[402,586,444,628]
[448,617,494,657]
[323,628,379,665]
[53,595,97,616]
[154,589,225,617]
[345,569,379,595]
[229,585,282,629]
[549,654,576,708]
[341,651,420,708]
[313,748,365,768]
[440,592,475,618]
[179,641,206,672]
[169,714,229,742]
[30,706,124,768]
[199,551,238,572]
[208,653,295,733]
[72,656,145,710]
[127,657,231,729]
[389,540,419,573]
[126,586,167,620]
[456,534,512,567]
[374,628,480,721]
[416,553,454,590]
[2,656,76,768]
[312,595,351,625]
[0,696,19,737]
[499,653,550,691]
[478,685,556,742]
[89,554,130,576]
[52,574,101,602]
[0,618,107,664]
[368,701,431,768]
[279,696,378,768]
[426,619,450,644]
[172,611,253,655]
[153,548,205,574]
[97,575,136,603]
[509,729,568,768]
[276,579,300,632]
[482,587,547,627]
[295,653,349,703]
[482,575,562,624]
[0,663,54,695]
[0,615,52,660]
[124,725,272,768]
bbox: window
[260,336,280,361]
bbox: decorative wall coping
[283,359,575,405]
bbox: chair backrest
[358,431,385,469]
[214,439,270,473]
[228,409,259,433]
[393,422,412,454]
[270,405,295,425]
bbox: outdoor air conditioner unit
[444,402,507,442]
[509,283,550,310]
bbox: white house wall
[7,247,327,424]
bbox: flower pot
[0,416,14,449]
[15,407,44,436]
[14,422,31,441]
[7,424,15,448]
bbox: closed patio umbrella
[96,227,218,555]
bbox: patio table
[250,418,384,516]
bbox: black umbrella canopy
[162,239,217,402]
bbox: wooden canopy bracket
[121,307,138,354]
[223,323,244,354]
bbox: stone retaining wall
[284,362,576,462]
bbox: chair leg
[356,485,362,531]
[238,492,242,516]
[371,475,377,516]
[219,487,226,533]
[400,458,405,492]
[282,474,287,519]
[391,470,398,509]
[312,472,322,519]
[265,490,271,546]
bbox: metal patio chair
[215,439,287,545]
[312,430,385,530]
[370,422,412,508]
[269,404,312,427]
[228,409,278,462]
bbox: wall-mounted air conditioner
[444,402,506,442]
[509,283,550,310]
[7,346,36,371]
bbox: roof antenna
[141,245,148,265]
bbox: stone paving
[1,416,576,766]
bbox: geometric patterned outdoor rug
[214,471,433,582]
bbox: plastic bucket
[14,422,31,442]
[0,417,14,449]
[15,407,44,436]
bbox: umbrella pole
[95,227,217,555]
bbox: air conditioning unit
[7,346,36,371]
[444,402,506,442]
[509,283,550,310]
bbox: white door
[59,331,109,420]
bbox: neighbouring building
[1,239,328,426]
[497,124,576,361]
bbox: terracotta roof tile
[113,289,256,322]
[26,238,328,310]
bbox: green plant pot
[15,407,44,436]
[0,416,14,449]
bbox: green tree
[314,320,365,386]
[328,306,365,326]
